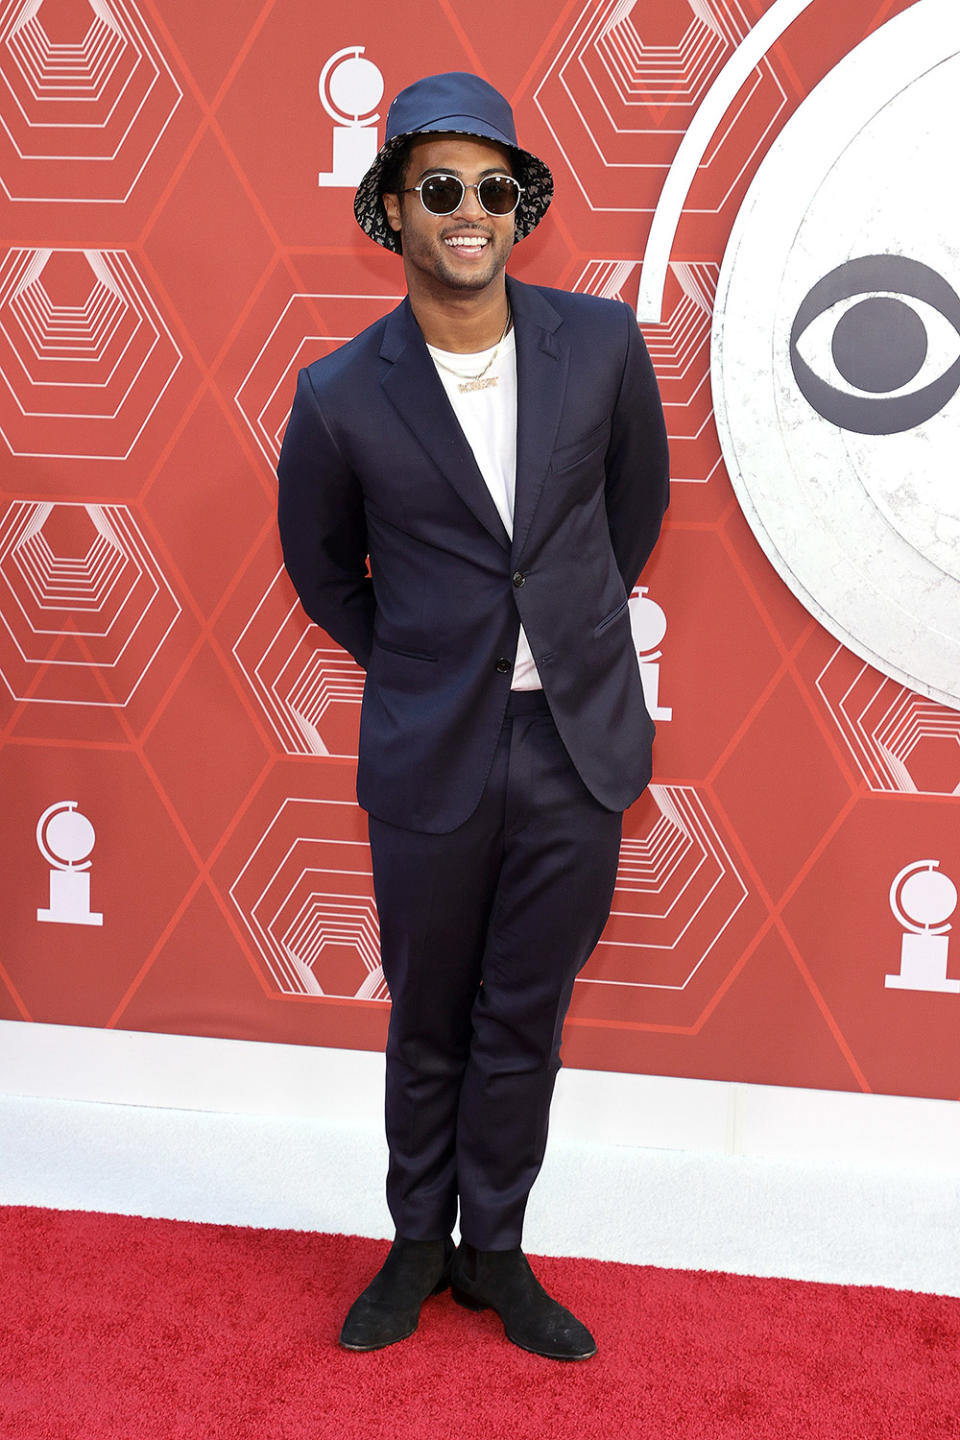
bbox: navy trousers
[368,690,623,1250]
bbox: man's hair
[379,139,411,201]
[379,139,412,255]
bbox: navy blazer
[277,275,669,833]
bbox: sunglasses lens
[419,176,463,214]
[478,176,520,215]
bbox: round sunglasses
[401,173,524,218]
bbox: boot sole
[451,1287,597,1360]
[339,1323,418,1352]
[339,1276,452,1350]
[451,1286,488,1312]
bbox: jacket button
[495,657,512,674]
[512,570,526,588]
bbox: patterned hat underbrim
[353,130,554,252]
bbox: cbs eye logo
[790,254,960,435]
[709,0,960,713]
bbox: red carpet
[2,1206,958,1440]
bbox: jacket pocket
[374,638,438,663]
[549,421,609,476]
[593,597,629,637]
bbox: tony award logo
[317,46,383,188]
[885,859,958,993]
[36,802,104,927]
[630,586,673,721]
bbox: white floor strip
[4,1021,960,1172]
[2,1092,959,1298]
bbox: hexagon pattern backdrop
[2,0,958,1102]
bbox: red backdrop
[4,0,958,1101]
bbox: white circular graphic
[899,867,957,928]
[36,801,96,869]
[712,0,960,712]
[45,809,95,865]
[630,587,668,653]
[328,56,383,119]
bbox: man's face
[382,134,516,296]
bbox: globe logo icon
[317,46,384,188]
[36,801,103,927]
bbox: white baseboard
[2,1018,959,1172]
[4,1021,960,1294]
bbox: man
[277,72,669,1360]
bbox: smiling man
[277,72,669,1360]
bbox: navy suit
[278,274,669,1246]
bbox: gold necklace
[431,306,512,393]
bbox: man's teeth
[445,236,488,251]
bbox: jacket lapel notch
[380,300,510,549]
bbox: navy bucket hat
[354,71,554,252]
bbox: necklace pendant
[459,375,499,393]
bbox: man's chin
[430,254,499,290]
[441,270,501,292]
[431,241,512,292]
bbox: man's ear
[382,192,402,234]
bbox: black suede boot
[450,1242,597,1359]
[339,1235,455,1350]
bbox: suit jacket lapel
[508,276,568,562]
[379,298,510,549]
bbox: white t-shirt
[426,329,542,691]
